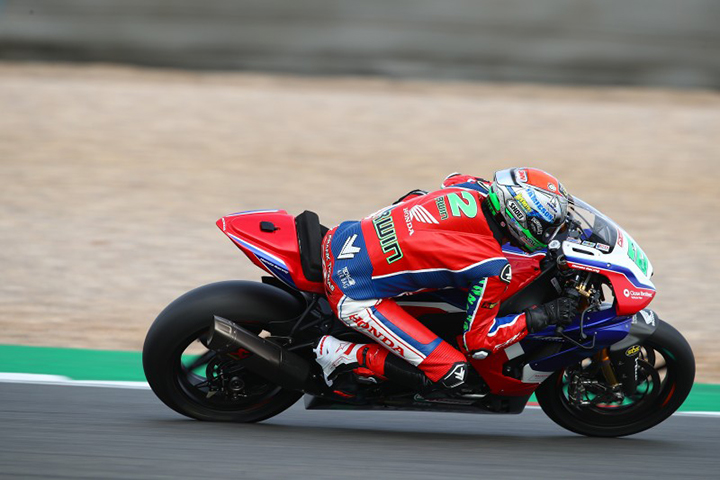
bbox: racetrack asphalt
[0,383,717,479]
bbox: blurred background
[1,0,719,88]
[1,0,719,382]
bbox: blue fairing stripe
[372,258,508,298]
[257,257,296,288]
[227,233,296,287]
[227,233,289,268]
[371,307,442,357]
[227,209,281,217]
[502,243,547,257]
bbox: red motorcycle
[143,200,694,437]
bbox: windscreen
[566,197,618,253]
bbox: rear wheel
[143,295,303,423]
[535,319,695,437]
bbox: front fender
[609,309,659,353]
[608,309,659,394]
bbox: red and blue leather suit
[321,175,532,383]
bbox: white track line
[0,372,149,389]
[1,373,717,417]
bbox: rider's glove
[524,296,579,333]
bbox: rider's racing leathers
[320,174,532,385]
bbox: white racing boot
[313,335,364,386]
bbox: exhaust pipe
[205,315,311,391]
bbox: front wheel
[535,319,695,437]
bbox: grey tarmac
[0,383,717,479]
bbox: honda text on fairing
[143,181,694,437]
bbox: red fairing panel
[217,210,325,294]
[567,261,656,316]
[471,350,538,397]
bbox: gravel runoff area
[1,62,718,381]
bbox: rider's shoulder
[441,173,491,194]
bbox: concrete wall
[1,0,719,88]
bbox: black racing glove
[525,296,579,333]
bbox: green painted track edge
[1,344,717,411]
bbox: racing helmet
[486,167,570,252]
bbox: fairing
[563,197,656,315]
[217,210,325,294]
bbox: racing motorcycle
[143,197,695,437]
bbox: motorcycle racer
[314,167,577,396]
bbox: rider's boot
[429,362,489,399]
[313,335,432,395]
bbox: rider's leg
[319,224,468,390]
[313,335,430,390]
[335,296,469,387]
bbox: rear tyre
[535,319,695,437]
[143,283,304,422]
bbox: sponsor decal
[323,234,335,292]
[582,241,596,248]
[547,182,557,192]
[639,309,656,326]
[464,280,487,331]
[337,233,361,259]
[526,188,554,222]
[623,288,654,300]
[499,263,513,284]
[435,196,449,220]
[351,315,405,355]
[521,369,553,383]
[568,263,600,273]
[337,266,356,289]
[402,208,415,236]
[507,199,527,222]
[595,243,610,252]
[617,230,624,248]
[372,210,404,264]
[515,169,528,183]
[523,233,545,251]
[408,205,439,225]
[481,301,499,309]
[258,257,289,275]
[467,281,485,305]
[493,332,522,352]
[546,196,560,214]
[626,345,641,357]
[447,191,478,218]
[566,237,581,244]
[627,239,649,275]
[528,217,543,236]
[514,194,532,212]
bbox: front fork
[596,348,620,388]
[603,345,641,396]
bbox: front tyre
[536,319,695,437]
